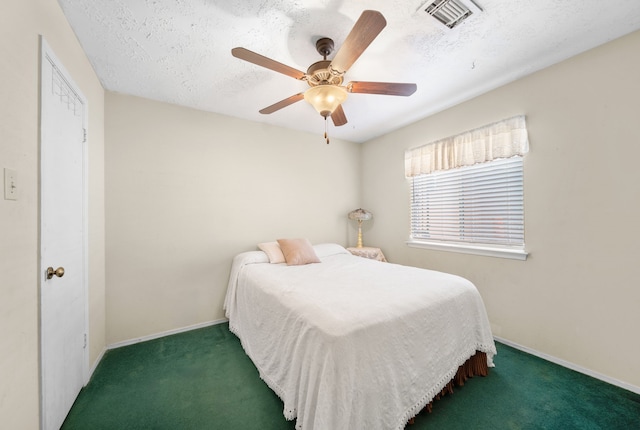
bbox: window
[410,156,525,258]
[405,116,528,259]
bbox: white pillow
[257,241,285,264]
[313,243,350,259]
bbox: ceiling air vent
[423,0,483,29]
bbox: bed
[224,242,496,430]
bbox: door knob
[46,266,65,280]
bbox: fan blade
[259,93,305,114]
[331,105,348,126]
[232,47,306,80]
[329,10,387,74]
[348,81,417,96]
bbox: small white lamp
[348,208,372,248]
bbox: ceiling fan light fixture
[303,85,348,118]
[232,10,415,137]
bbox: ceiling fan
[232,10,417,143]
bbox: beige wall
[105,93,361,344]
[362,30,640,388]
[0,0,105,428]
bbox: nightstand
[346,246,387,262]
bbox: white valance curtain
[404,115,529,177]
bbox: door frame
[38,36,90,429]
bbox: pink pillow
[258,242,286,264]
[277,238,321,266]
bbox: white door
[40,38,88,430]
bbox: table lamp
[348,208,372,248]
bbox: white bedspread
[224,244,496,430]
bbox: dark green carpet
[62,323,640,429]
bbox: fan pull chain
[324,117,330,144]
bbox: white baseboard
[107,318,229,350]
[85,347,107,386]
[494,336,640,395]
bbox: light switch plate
[4,168,17,200]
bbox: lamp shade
[304,85,348,118]
[348,208,372,222]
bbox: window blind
[410,156,524,247]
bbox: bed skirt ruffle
[407,351,489,425]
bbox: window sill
[406,240,528,261]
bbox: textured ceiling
[58,0,640,143]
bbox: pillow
[313,243,350,259]
[258,241,286,264]
[277,238,321,266]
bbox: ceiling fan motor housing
[306,60,343,87]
